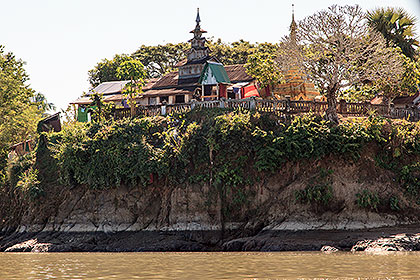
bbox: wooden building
[71,9,269,120]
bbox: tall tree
[367,7,419,59]
[0,46,45,144]
[277,5,404,123]
[32,92,56,113]
[0,46,49,172]
[116,60,147,117]
[245,43,282,88]
[207,39,256,65]
[132,43,189,78]
[88,54,132,87]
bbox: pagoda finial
[190,7,206,38]
[290,4,297,43]
[292,4,294,21]
[196,7,201,24]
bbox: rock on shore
[351,233,420,252]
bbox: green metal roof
[198,62,231,85]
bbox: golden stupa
[272,6,320,101]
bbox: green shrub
[389,196,400,211]
[16,168,43,200]
[7,152,36,188]
[295,184,333,206]
[295,168,334,208]
[399,163,420,198]
[355,189,380,211]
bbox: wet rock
[351,233,420,252]
[222,239,246,251]
[5,239,52,252]
[320,245,339,252]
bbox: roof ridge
[224,63,246,67]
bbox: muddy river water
[1,251,420,279]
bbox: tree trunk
[130,95,136,118]
[325,87,339,124]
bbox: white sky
[1,0,419,111]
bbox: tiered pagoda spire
[272,4,320,101]
[188,8,209,56]
[178,8,211,79]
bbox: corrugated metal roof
[87,79,158,95]
[103,94,125,102]
[198,62,231,85]
[370,95,384,105]
[224,64,254,83]
[89,81,130,95]
[143,78,159,90]
[393,92,420,105]
[227,82,250,90]
[70,96,92,105]
[150,71,179,89]
[143,88,193,96]
[150,63,254,90]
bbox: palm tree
[367,7,419,59]
[32,93,56,112]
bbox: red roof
[370,95,384,105]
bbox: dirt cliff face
[3,150,417,236]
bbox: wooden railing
[113,98,420,122]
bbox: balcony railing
[113,98,420,122]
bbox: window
[228,90,236,99]
[160,96,169,104]
[149,97,157,105]
[175,95,185,104]
[203,85,213,96]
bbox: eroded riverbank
[2,224,420,252]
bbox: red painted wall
[219,84,227,98]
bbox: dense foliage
[132,43,189,78]
[47,111,375,190]
[4,107,420,220]
[87,54,132,87]
[244,43,281,87]
[0,46,50,183]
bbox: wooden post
[72,104,77,121]
[339,99,347,115]
[285,96,291,112]
[364,101,370,115]
[219,97,225,108]
[250,96,256,110]
[161,101,167,116]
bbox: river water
[1,252,420,279]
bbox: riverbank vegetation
[3,109,420,219]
